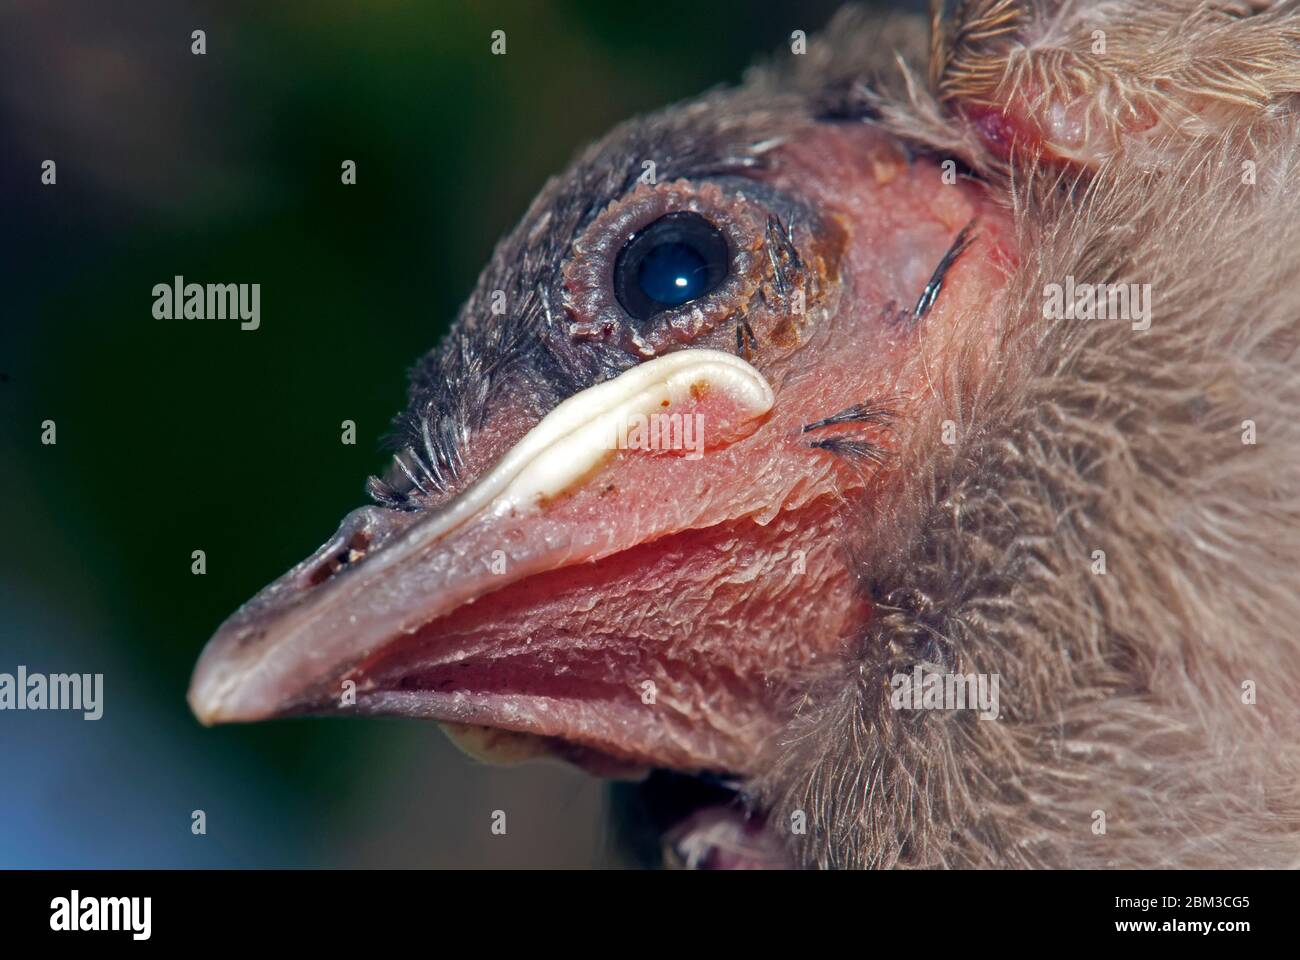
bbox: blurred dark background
[0,0,886,867]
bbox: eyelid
[700,175,814,232]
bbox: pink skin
[188,124,1016,776]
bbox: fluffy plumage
[755,0,1300,868]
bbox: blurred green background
[0,0,880,867]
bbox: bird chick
[189,0,1300,869]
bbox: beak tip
[186,672,226,727]
[187,680,270,727]
[188,635,311,727]
[187,646,265,727]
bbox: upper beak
[188,349,788,769]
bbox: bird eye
[561,180,808,358]
[613,212,730,322]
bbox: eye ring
[561,180,767,358]
[613,212,730,322]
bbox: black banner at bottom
[0,868,1283,946]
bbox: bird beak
[189,348,819,773]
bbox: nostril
[307,530,372,587]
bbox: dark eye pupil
[613,211,729,322]
[638,242,709,306]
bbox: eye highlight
[613,212,729,321]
